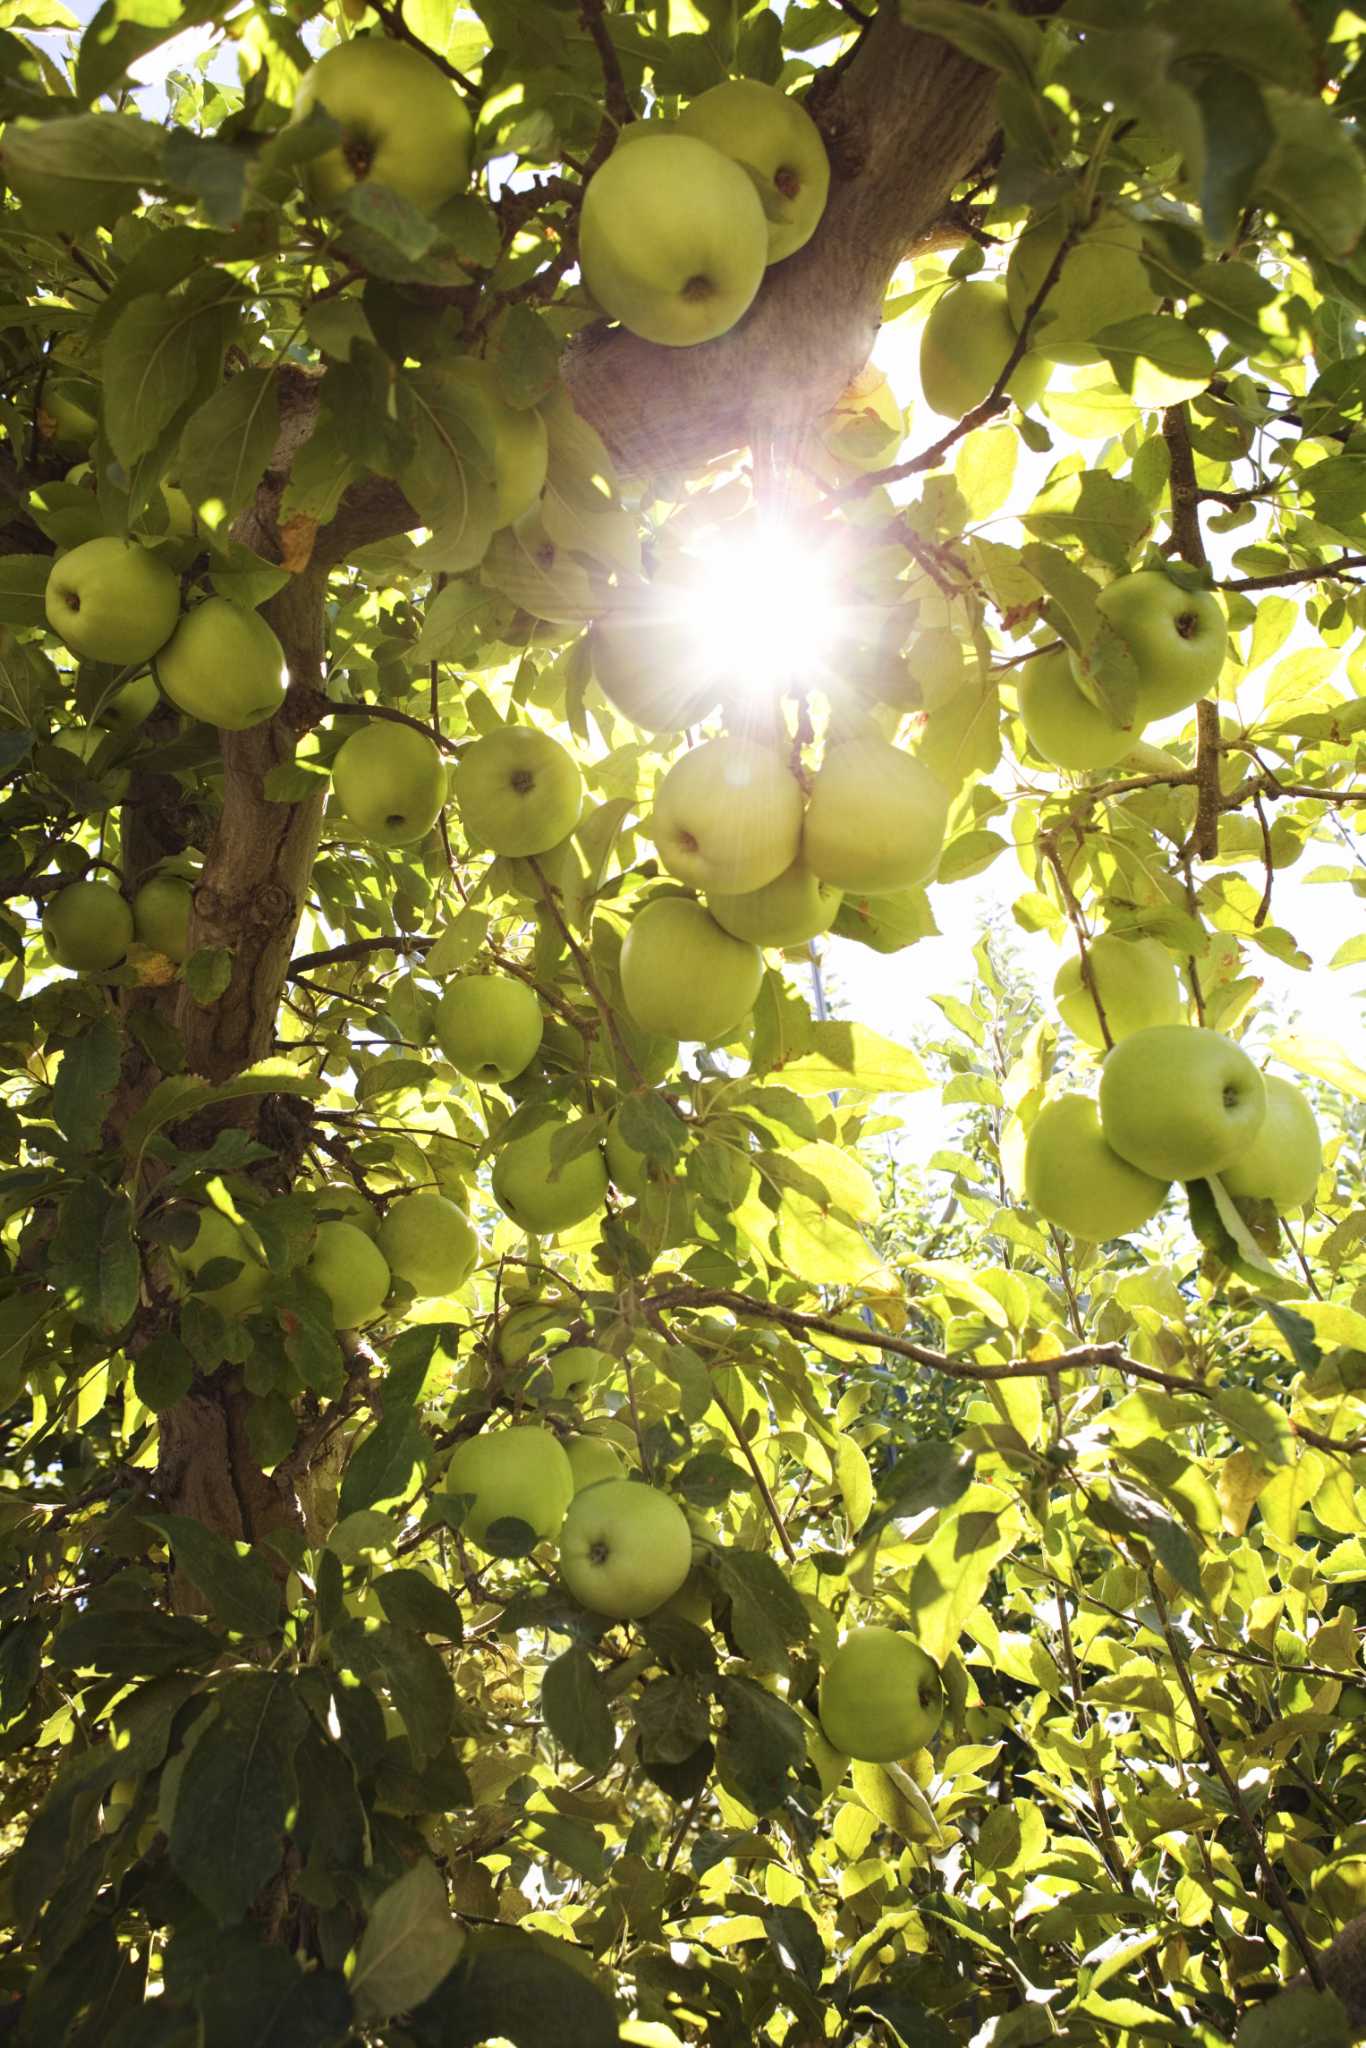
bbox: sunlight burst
[682,519,845,695]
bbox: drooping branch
[560,8,1003,478]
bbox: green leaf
[1194,68,1275,247]
[167,1671,306,1924]
[134,1332,195,1412]
[76,0,221,102]
[184,946,233,1006]
[352,1857,463,2022]
[1235,1985,1350,2047]
[489,303,560,409]
[1259,85,1366,259]
[0,112,163,232]
[50,1177,138,1335]
[51,1013,121,1151]
[715,1551,811,1672]
[1092,315,1217,405]
[372,1569,463,1641]
[141,1513,280,1638]
[1023,467,1154,567]
[338,1342,433,1516]
[103,278,238,468]
[541,1646,616,1773]
[770,1019,930,1097]
[53,1606,220,1677]
[416,1926,621,2048]
[330,1621,454,1766]
[715,1674,805,1813]
[176,368,280,530]
[0,556,54,628]
[199,1947,352,2048]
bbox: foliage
[0,1,1364,2044]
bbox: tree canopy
[1,1,1365,2044]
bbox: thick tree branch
[560,9,1002,477]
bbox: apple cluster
[1025,934,1323,1242]
[579,81,831,347]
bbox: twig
[844,225,1082,494]
[1191,699,1221,862]
[527,858,643,1085]
[1251,792,1273,927]
[331,702,456,753]
[290,934,434,975]
[1145,1574,1326,1990]
[369,0,483,97]
[710,1381,797,1564]
[1038,831,1113,1050]
[1219,551,1366,592]
[578,0,634,178]
[1161,405,1210,570]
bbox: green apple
[648,735,803,896]
[331,719,447,847]
[1219,1075,1322,1210]
[496,1299,573,1368]
[579,131,769,347]
[605,1110,651,1196]
[491,1120,608,1235]
[453,726,582,857]
[444,1424,574,1553]
[44,538,181,667]
[89,671,160,737]
[1017,646,1137,773]
[707,859,841,948]
[565,1435,628,1492]
[172,1206,269,1317]
[589,605,719,734]
[675,78,830,264]
[1005,206,1156,364]
[435,359,548,528]
[305,1219,391,1328]
[1086,571,1228,722]
[620,896,762,1044]
[154,597,286,731]
[919,280,1048,418]
[378,1190,478,1298]
[818,1627,944,1763]
[313,1182,380,1236]
[43,879,134,972]
[434,974,543,1084]
[525,1344,611,1403]
[1054,933,1183,1050]
[1024,1093,1169,1240]
[132,872,194,962]
[802,738,948,893]
[291,37,474,215]
[1099,1026,1267,1182]
[656,1567,713,1630]
[557,1477,693,1619]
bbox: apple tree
[2,0,1366,2042]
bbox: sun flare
[680,519,847,695]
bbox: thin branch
[369,0,483,97]
[330,701,457,753]
[527,857,643,1085]
[1038,831,1113,1050]
[290,934,434,976]
[1161,405,1210,571]
[1145,1574,1326,1990]
[1191,699,1221,862]
[1219,551,1366,593]
[711,1380,797,1564]
[579,0,634,178]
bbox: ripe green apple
[525,1344,611,1403]
[1024,1093,1169,1240]
[1054,933,1183,1050]
[44,538,181,667]
[378,1190,478,1298]
[305,1219,391,1329]
[919,280,1048,418]
[331,719,447,848]
[1099,1025,1267,1182]
[605,1110,651,1196]
[565,1435,628,1492]
[557,1477,693,1619]
[154,597,286,731]
[172,1206,269,1317]
[1219,1075,1322,1210]
[453,726,582,857]
[291,37,474,215]
[491,1120,608,1235]
[313,1182,380,1236]
[132,872,194,962]
[1086,572,1228,722]
[648,735,803,896]
[818,1627,944,1763]
[620,896,763,1044]
[444,1424,574,1553]
[1005,206,1156,363]
[43,879,134,972]
[707,859,841,948]
[675,78,830,264]
[436,358,548,528]
[802,738,949,893]
[1017,646,1137,773]
[434,974,543,1084]
[589,606,719,734]
[89,672,160,737]
[579,131,769,347]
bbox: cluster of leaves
[0,0,1363,2045]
